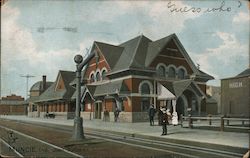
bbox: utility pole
[20,74,35,99]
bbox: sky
[1,0,249,99]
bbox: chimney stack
[42,75,46,92]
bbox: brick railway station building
[27,34,215,122]
[80,34,214,122]
[28,71,76,119]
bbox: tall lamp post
[72,53,96,140]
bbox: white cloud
[233,12,250,23]
[191,31,248,80]
[81,1,202,38]
[206,32,248,64]
[147,1,203,38]
[1,5,83,97]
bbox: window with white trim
[168,67,176,78]
[158,66,165,77]
[178,68,185,79]
[101,69,107,80]
[141,83,150,94]
[90,73,95,82]
[96,72,101,81]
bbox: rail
[0,120,246,158]
[181,115,250,131]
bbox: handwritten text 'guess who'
[167,1,242,13]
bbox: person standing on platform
[161,107,171,135]
[114,107,120,122]
[148,104,156,126]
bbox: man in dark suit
[148,104,156,126]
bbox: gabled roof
[173,80,193,97]
[195,70,214,81]
[222,68,250,80]
[160,79,206,98]
[236,68,250,77]
[94,80,129,96]
[130,35,152,69]
[26,96,40,103]
[145,34,174,67]
[87,34,213,80]
[35,70,75,102]
[95,42,124,69]
[111,35,144,72]
[82,80,129,100]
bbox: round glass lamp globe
[74,54,83,64]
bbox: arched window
[90,73,95,82]
[141,83,150,94]
[178,68,185,79]
[96,72,101,81]
[168,67,176,78]
[101,69,107,80]
[158,66,165,77]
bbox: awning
[157,82,175,100]
[159,79,206,99]
[81,80,130,101]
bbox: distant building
[0,94,26,115]
[80,34,214,122]
[221,68,250,117]
[28,75,53,117]
[206,85,221,115]
[31,71,76,119]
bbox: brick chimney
[42,75,46,92]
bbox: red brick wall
[40,102,72,113]
[124,78,133,92]
[149,40,193,75]
[0,105,26,115]
[150,56,193,74]
[127,78,153,93]
[131,97,141,112]
[84,48,111,83]
[0,105,10,114]
[55,76,65,90]
[104,99,114,112]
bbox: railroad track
[0,125,83,158]
[0,119,246,158]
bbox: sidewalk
[0,115,249,149]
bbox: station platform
[0,115,249,149]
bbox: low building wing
[35,71,75,103]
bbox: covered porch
[158,79,206,119]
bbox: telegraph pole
[20,74,35,99]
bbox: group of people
[105,104,173,135]
[148,104,173,136]
[103,107,121,122]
